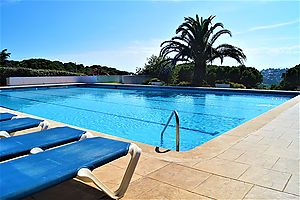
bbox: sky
[1,0,299,72]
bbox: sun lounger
[0,126,93,161]
[0,112,17,121]
[0,117,49,138]
[0,137,141,200]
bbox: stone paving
[0,95,299,200]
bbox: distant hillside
[5,59,132,75]
[261,68,288,86]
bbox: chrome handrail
[160,110,180,152]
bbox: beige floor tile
[272,157,300,174]
[231,141,269,154]
[31,180,107,200]
[92,164,142,189]
[235,152,279,169]
[135,180,212,200]
[242,134,264,143]
[217,148,245,161]
[193,157,249,179]
[244,185,298,199]
[284,173,300,196]
[123,177,159,199]
[134,157,170,176]
[239,166,291,191]
[192,175,253,199]
[256,129,284,138]
[109,154,131,169]
[191,146,224,159]
[264,146,300,160]
[287,140,300,152]
[258,137,293,148]
[149,163,211,190]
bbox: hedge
[0,67,84,85]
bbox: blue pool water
[0,86,296,151]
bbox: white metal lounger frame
[0,120,50,138]
[77,143,141,199]
[30,133,141,199]
[29,131,94,154]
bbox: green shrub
[280,64,300,90]
[143,77,163,85]
[229,82,246,89]
[0,67,84,85]
[177,81,191,86]
[171,64,193,84]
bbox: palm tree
[160,15,246,86]
[0,49,11,66]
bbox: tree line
[0,49,131,85]
[137,55,263,88]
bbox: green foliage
[171,63,194,84]
[5,57,130,76]
[160,15,246,86]
[137,55,172,82]
[206,65,262,88]
[140,58,262,88]
[143,77,162,85]
[229,82,246,89]
[270,84,280,90]
[89,65,130,75]
[280,64,300,90]
[0,49,11,66]
[0,67,84,85]
[177,81,191,86]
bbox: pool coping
[0,83,299,162]
[1,83,299,96]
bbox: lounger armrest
[79,132,94,140]
[39,121,50,130]
[30,147,44,154]
[0,131,10,138]
[76,143,141,199]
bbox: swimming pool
[0,85,297,151]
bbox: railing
[160,110,180,152]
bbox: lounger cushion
[0,126,86,161]
[0,137,130,200]
[0,113,17,122]
[0,117,43,133]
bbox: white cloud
[249,19,300,31]
[235,19,300,35]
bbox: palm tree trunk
[192,61,206,86]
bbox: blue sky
[1,0,299,72]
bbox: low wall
[97,75,122,83]
[6,75,150,86]
[6,76,97,86]
[122,75,150,84]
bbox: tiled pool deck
[0,93,299,199]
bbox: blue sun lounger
[0,137,141,200]
[0,113,17,122]
[0,117,49,138]
[0,126,93,161]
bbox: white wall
[6,75,151,85]
[6,76,97,86]
[122,75,150,84]
[97,75,122,83]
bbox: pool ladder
[160,110,180,152]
